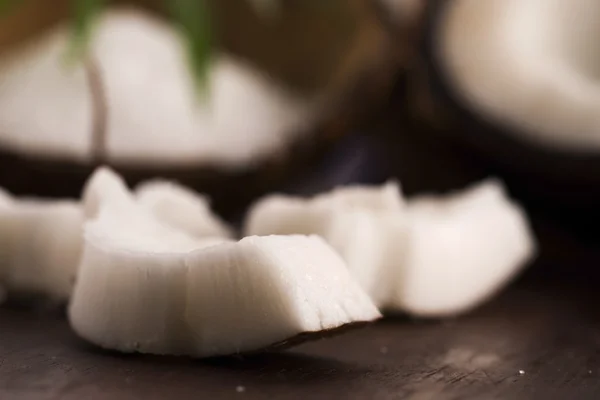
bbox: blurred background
[0,0,598,281]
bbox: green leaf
[169,0,213,97]
[66,0,106,64]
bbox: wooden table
[1,275,598,400]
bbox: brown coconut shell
[410,0,600,208]
[391,0,600,268]
[0,1,398,219]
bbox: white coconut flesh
[0,7,318,168]
[438,0,600,151]
[244,181,408,306]
[392,180,537,317]
[0,166,232,303]
[324,210,408,307]
[245,181,404,236]
[81,166,135,220]
[0,27,93,162]
[245,179,536,317]
[0,196,84,301]
[69,203,380,357]
[135,180,233,239]
[82,167,232,241]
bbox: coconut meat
[245,179,536,317]
[69,198,380,357]
[391,180,537,317]
[438,0,600,151]
[135,180,233,239]
[0,8,318,169]
[0,27,93,161]
[0,197,84,300]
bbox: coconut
[0,4,395,217]
[0,194,84,301]
[0,166,232,302]
[391,179,537,317]
[413,0,600,214]
[245,179,537,317]
[69,196,380,356]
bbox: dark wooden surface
[1,276,599,400]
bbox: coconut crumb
[519,370,525,375]
[236,386,246,393]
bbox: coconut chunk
[135,180,233,239]
[82,167,211,250]
[185,235,380,357]
[0,197,84,300]
[244,181,407,306]
[81,166,135,220]
[69,206,379,356]
[390,179,537,317]
[68,204,210,355]
[245,181,404,236]
[83,168,233,241]
[245,179,536,317]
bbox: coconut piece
[390,179,537,317]
[84,168,234,240]
[135,180,233,239]
[81,166,134,219]
[0,197,84,300]
[68,204,213,355]
[434,0,600,152]
[245,181,404,236]
[82,167,214,249]
[244,181,407,306]
[69,204,380,356]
